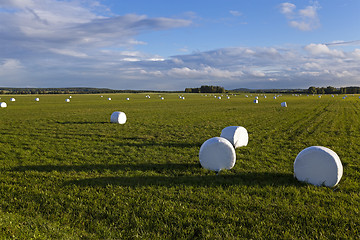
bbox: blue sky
[0,0,359,90]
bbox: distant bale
[126,98,130,101]
[281,102,287,107]
[108,98,112,101]
[220,126,248,148]
[35,98,40,102]
[65,99,70,102]
[110,111,127,124]
[199,137,236,172]
[254,99,258,103]
[294,146,343,187]
[10,98,15,102]
[0,102,7,108]
[273,96,277,99]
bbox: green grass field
[0,93,359,239]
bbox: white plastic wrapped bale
[126,98,130,100]
[281,102,287,107]
[220,126,248,148]
[199,137,236,172]
[35,98,40,102]
[294,146,343,187]
[65,99,70,102]
[110,111,127,124]
[108,98,112,100]
[273,96,277,99]
[0,102,7,108]
[254,99,258,103]
[10,98,15,102]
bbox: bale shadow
[64,172,298,188]
[56,121,109,124]
[11,163,299,187]
[11,163,201,173]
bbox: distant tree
[308,86,317,94]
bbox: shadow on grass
[63,172,299,187]
[11,163,299,187]
[56,121,109,124]
[11,163,201,173]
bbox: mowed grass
[0,93,359,239]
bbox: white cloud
[279,3,296,16]
[229,10,242,17]
[280,1,320,31]
[304,44,345,57]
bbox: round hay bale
[161,97,164,100]
[273,96,277,99]
[199,137,236,172]
[10,98,15,102]
[108,97,112,101]
[126,98,130,101]
[281,102,287,107]
[220,126,248,148]
[35,98,40,102]
[69,96,72,98]
[254,99,258,103]
[110,111,127,124]
[0,102,7,108]
[294,146,343,187]
[65,99,70,102]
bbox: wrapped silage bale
[218,96,221,99]
[199,137,236,172]
[69,96,72,98]
[35,98,40,102]
[294,146,343,187]
[10,98,15,102]
[110,111,127,124]
[108,98,112,101]
[220,126,248,148]
[0,102,7,108]
[273,96,277,99]
[254,99,258,103]
[126,98,130,101]
[255,96,259,99]
[281,102,287,107]
[65,99,70,102]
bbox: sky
[0,0,359,90]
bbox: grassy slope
[0,93,359,239]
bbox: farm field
[0,93,359,239]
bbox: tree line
[307,86,360,94]
[185,85,225,93]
